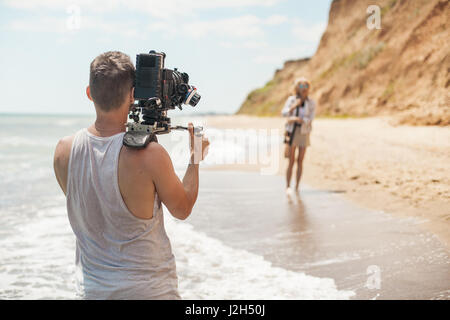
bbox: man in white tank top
[52,51,209,299]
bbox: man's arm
[142,143,193,220]
[181,163,199,215]
[144,124,208,220]
[53,135,74,196]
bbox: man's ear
[86,86,93,101]
[130,87,135,104]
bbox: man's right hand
[188,122,210,164]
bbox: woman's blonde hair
[292,77,311,96]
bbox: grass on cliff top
[246,80,276,100]
[239,99,280,116]
[238,79,279,114]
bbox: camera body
[134,51,200,110]
[123,50,201,149]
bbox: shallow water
[0,114,354,299]
[188,170,450,299]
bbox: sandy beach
[204,115,450,247]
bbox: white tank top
[66,128,180,300]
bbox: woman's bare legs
[295,147,307,191]
[286,146,296,188]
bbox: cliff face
[237,0,449,125]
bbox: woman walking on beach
[282,77,316,194]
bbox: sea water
[0,114,353,299]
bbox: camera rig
[123,50,202,149]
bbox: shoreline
[202,115,450,247]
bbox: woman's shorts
[291,129,310,147]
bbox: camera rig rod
[123,122,203,149]
[171,125,203,134]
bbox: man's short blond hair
[89,51,135,112]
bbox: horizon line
[0,111,233,117]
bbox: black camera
[123,50,201,149]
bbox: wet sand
[190,170,450,299]
[203,115,450,247]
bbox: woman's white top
[281,95,316,135]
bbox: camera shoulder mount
[123,122,158,149]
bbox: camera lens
[188,92,201,107]
[177,83,189,95]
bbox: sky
[0,0,332,115]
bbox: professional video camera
[123,50,202,148]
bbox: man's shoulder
[122,141,172,173]
[53,134,76,193]
[124,140,168,158]
[54,134,75,161]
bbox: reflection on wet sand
[187,170,450,299]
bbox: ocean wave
[0,202,354,300]
[0,136,56,148]
[165,213,354,300]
